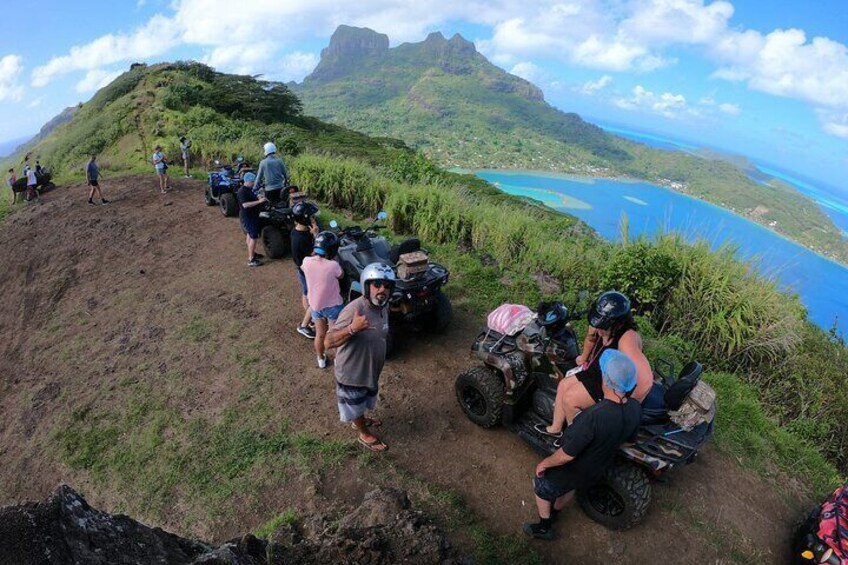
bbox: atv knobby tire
[424,290,453,334]
[204,188,215,206]
[577,462,651,530]
[220,192,238,217]
[455,367,504,428]
[262,226,289,259]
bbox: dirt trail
[0,176,805,564]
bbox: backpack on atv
[794,483,848,565]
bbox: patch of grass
[178,314,213,343]
[468,526,542,565]
[292,433,353,468]
[705,372,840,495]
[254,509,298,539]
[53,386,354,521]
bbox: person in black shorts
[524,349,642,540]
[86,155,110,205]
[290,201,319,338]
[237,172,266,267]
[536,291,653,439]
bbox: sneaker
[253,253,265,260]
[248,258,262,267]
[88,199,95,206]
[297,325,316,339]
[184,174,191,179]
[102,199,110,204]
[522,522,554,541]
[533,423,562,438]
[317,355,327,369]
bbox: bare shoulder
[619,329,643,351]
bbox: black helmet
[313,231,340,258]
[292,201,318,226]
[537,302,568,330]
[588,291,631,330]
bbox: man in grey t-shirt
[254,142,289,204]
[324,263,395,452]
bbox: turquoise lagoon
[475,169,848,335]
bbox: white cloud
[579,74,612,95]
[817,110,848,140]
[711,28,848,110]
[32,15,181,87]
[718,102,740,115]
[0,54,24,102]
[620,0,734,46]
[27,97,42,108]
[75,69,124,93]
[509,61,542,83]
[615,84,691,118]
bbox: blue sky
[0,0,846,188]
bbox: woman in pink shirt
[301,231,345,368]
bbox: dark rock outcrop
[0,485,460,565]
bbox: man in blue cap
[236,172,267,267]
[524,349,642,540]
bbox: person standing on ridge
[302,231,345,368]
[5,169,16,202]
[179,136,192,178]
[290,201,320,339]
[86,155,110,206]
[523,349,642,540]
[324,263,395,452]
[253,142,289,204]
[25,165,40,204]
[152,145,170,193]
[237,172,267,267]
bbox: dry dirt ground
[0,176,807,564]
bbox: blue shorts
[533,474,576,502]
[336,382,378,423]
[241,217,259,240]
[297,268,308,296]
[311,303,344,322]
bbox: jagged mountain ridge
[295,25,625,167]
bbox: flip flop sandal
[351,418,383,430]
[357,436,388,452]
[533,423,562,438]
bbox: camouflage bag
[668,380,716,431]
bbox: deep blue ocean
[475,168,848,335]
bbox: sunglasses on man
[371,279,394,289]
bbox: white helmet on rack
[360,262,396,307]
[263,142,277,156]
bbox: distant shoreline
[460,166,848,273]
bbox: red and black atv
[454,302,715,530]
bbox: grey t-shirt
[254,155,288,192]
[333,296,389,390]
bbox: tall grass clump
[603,233,804,370]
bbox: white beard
[370,294,389,308]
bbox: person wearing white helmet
[253,141,289,204]
[324,262,395,452]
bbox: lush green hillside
[1,61,411,183]
[294,25,848,264]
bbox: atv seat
[389,238,421,264]
[640,361,705,424]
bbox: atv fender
[472,351,515,394]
